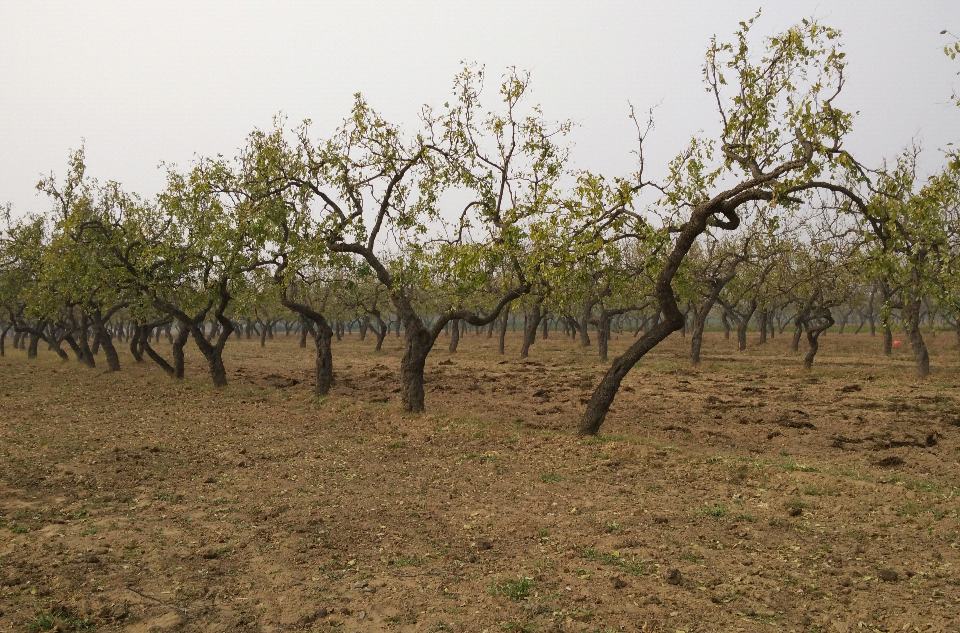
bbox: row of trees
[2,16,958,435]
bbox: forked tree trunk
[92,311,121,372]
[520,303,544,359]
[140,327,175,376]
[803,311,835,369]
[130,324,144,362]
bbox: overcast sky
[1,1,957,215]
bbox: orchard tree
[580,15,864,435]
[281,67,573,412]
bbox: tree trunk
[757,310,768,344]
[92,310,121,372]
[141,327,175,376]
[881,314,893,356]
[579,319,682,435]
[520,303,544,359]
[27,333,41,358]
[373,314,388,352]
[130,323,144,362]
[448,318,460,353]
[359,316,370,341]
[299,319,308,348]
[580,302,592,347]
[312,320,334,395]
[690,314,707,365]
[401,326,431,412]
[172,322,190,379]
[541,315,549,340]
[737,320,748,351]
[596,315,610,363]
[498,305,510,355]
[76,316,96,367]
[903,298,930,377]
[0,323,10,356]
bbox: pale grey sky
[1,1,957,214]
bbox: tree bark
[130,323,144,362]
[520,302,544,359]
[448,318,460,353]
[903,297,930,377]
[91,310,121,372]
[172,322,190,379]
[0,323,9,356]
[803,310,835,369]
[498,304,510,355]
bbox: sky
[1,1,958,216]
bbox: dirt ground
[2,327,960,633]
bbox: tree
[580,14,862,435]
[280,68,572,412]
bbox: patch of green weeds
[490,576,534,602]
[576,548,647,575]
[735,513,758,522]
[700,505,727,518]
[12,525,30,534]
[390,555,424,567]
[604,521,621,533]
[681,552,704,563]
[27,610,94,632]
[539,473,562,483]
[780,461,820,473]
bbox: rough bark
[520,302,544,359]
[803,310,835,369]
[448,318,461,353]
[498,304,510,355]
[91,310,121,372]
[903,298,930,378]
[130,323,144,362]
[172,322,190,379]
[0,323,9,356]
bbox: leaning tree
[579,15,866,435]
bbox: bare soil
[1,329,960,633]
